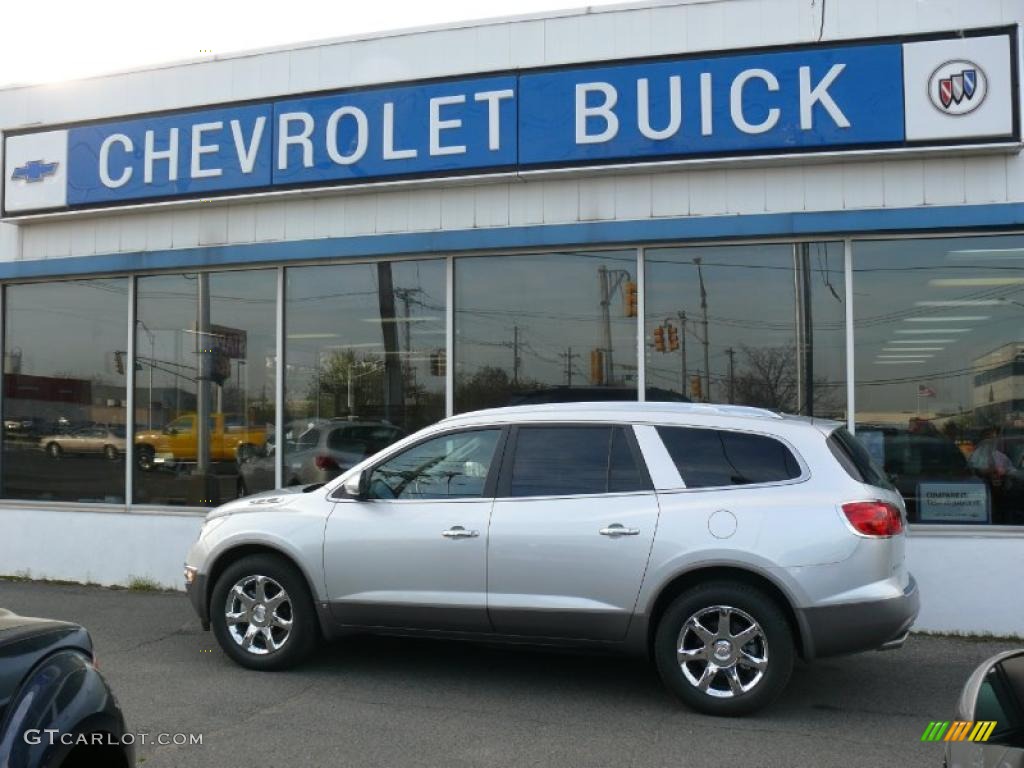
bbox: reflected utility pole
[694,257,711,400]
[559,347,579,386]
[196,272,211,476]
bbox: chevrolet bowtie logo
[11,159,58,183]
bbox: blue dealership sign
[3,29,1018,215]
[519,44,905,165]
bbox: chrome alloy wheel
[677,605,769,698]
[224,575,293,655]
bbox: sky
[2,0,629,88]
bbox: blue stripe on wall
[4,201,1024,281]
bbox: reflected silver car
[184,402,919,716]
[39,425,126,460]
[237,420,405,495]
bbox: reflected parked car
[0,609,133,768]
[38,425,126,460]
[238,420,406,495]
[134,412,266,470]
[945,649,1024,767]
[855,426,986,523]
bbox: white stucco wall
[0,508,202,590]
[0,508,1020,638]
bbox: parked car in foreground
[945,648,1024,767]
[38,425,126,460]
[184,402,918,716]
[238,420,406,495]
[0,609,133,767]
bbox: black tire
[136,445,155,471]
[103,444,119,461]
[46,442,63,459]
[210,553,318,670]
[654,581,794,716]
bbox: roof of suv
[443,401,842,433]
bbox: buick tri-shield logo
[928,59,987,115]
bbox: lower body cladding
[185,566,921,660]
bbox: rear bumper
[801,574,919,659]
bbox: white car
[184,402,919,716]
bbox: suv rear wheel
[210,553,318,670]
[654,581,794,716]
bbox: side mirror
[339,470,369,500]
[949,649,1024,751]
[164,427,177,436]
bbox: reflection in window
[454,251,639,412]
[133,270,276,506]
[509,426,646,497]
[368,429,500,499]
[854,236,1024,526]
[281,260,445,491]
[2,279,128,502]
[644,243,846,415]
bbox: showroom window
[282,259,446,493]
[2,279,129,502]
[133,270,277,506]
[454,251,639,412]
[854,235,1024,526]
[644,243,846,416]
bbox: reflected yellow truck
[134,413,266,470]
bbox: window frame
[653,423,809,493]
[494,422,654,500]
[329,425,511,503]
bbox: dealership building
[0,0,1021,636]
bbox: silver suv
[184,402,919,716]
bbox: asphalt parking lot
[1,580,1015,768]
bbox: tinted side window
[657,426,801,488]
[509,426,647,497]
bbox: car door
[323,427,507,632]
[487,424,660,642]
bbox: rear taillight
[842,501,904,537]
[314,455,339,471]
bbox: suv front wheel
[210,553,319,670]
[654,581,794,716]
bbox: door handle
[599,524,640,537]
[442,526,479,539]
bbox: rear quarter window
[827,427,893,489]
[656,426,801,488]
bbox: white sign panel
[918,481,990,523]
[3,130,68,212]
[903,35,1015,141]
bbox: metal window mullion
[0,285,5,496]
[125,277,136,508]
[275,266,285,489]
[844,239,855,433]
[445,254,455,418]
[636,248,645,401]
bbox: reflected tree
[733,345,840,416]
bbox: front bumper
[185,570,210,630]
[801,574,920,659]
